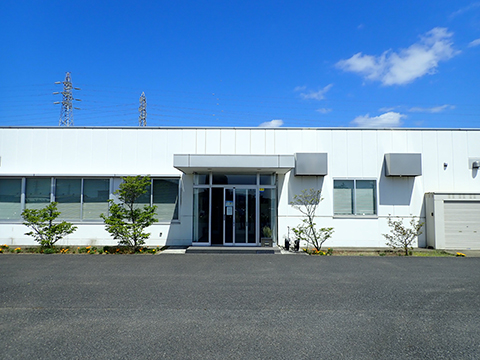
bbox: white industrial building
[1,126,479,249]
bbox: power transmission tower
[139,92,147,126]
[54,72,81,126]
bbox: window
[0,176,180,222]
[153,178,179,222]
[212,174,256,185]
[55,178,110,220]
[56,179,82,219]
[259,174,275,186]
[26,178,51,210]
[127,178,179,222]
[334,180,376,216]
[0,179,22,220]
[83,179,110,220]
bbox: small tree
[22,202,77,248]
[290,188,334,251]
[101,175,157,252]
[383,215,424,256]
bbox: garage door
[444,201,480,249]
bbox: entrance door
[224,187,256,245]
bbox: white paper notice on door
[226,206,233,216]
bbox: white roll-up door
[444,201,480,249]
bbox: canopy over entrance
[173,154,294,174]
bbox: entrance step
[185,246,281,254]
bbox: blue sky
[1,1,480,128]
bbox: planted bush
[383,215,424,256]
[101,175,158,252]
[22,202,77,248]
[290,188,334,251]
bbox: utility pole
[139,92,147,126]
[54,72,81,126]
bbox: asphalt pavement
[1,254,479,359]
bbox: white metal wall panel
[235,129,250,154]
[406,130,423,153]
[250,130,265,154]
[330,130,348,177]
[120,130,138,171]
[347,131,363,176]
[181,129,197,155]
[390,130,408,152]
[284,129,303,154]
[444,201,480,249]
[220,129,236,154]
[166,130,184,155]
[361,131,379,177]
[449,132,467,188]
[265,129,276,155]
[196,129,206,154]
[315,130,332,155]
[273,130,288,154]
[375,130,392,157]
[205,129,221,154]
[467,131,480,154]
[421,132,439,190]
[301,129,317,152]
[136,131,155,166]
[436,131,454,191]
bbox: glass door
[224,188,234,244]
[234,189,256,244]
[224,187,257,245]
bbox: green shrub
[22,202,77,248]
[101,176,157,252]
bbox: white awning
[173,154,294,174]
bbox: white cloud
[408,104,455,113]
[379,106,398,112]
[259,119,284,128]
[294,85,307,92]
[351,112,405,127]
[468,38,480,47]
[336,28,458,85]
[296,84,333,100]
[450,2,480,18]
[316,108,332,114]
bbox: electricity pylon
[54,72,81,126]
[139,92,147,126]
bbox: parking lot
[1,254,479,359]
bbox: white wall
[1,127,479,247]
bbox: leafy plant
[101,175,158,252]
[21,202,77,248]
[303,247,333,256]
[290,188,334,251]
[77,246,98,254]
[262,226,272,238]
[383,215,424,256]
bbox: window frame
[333,178,377,217]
